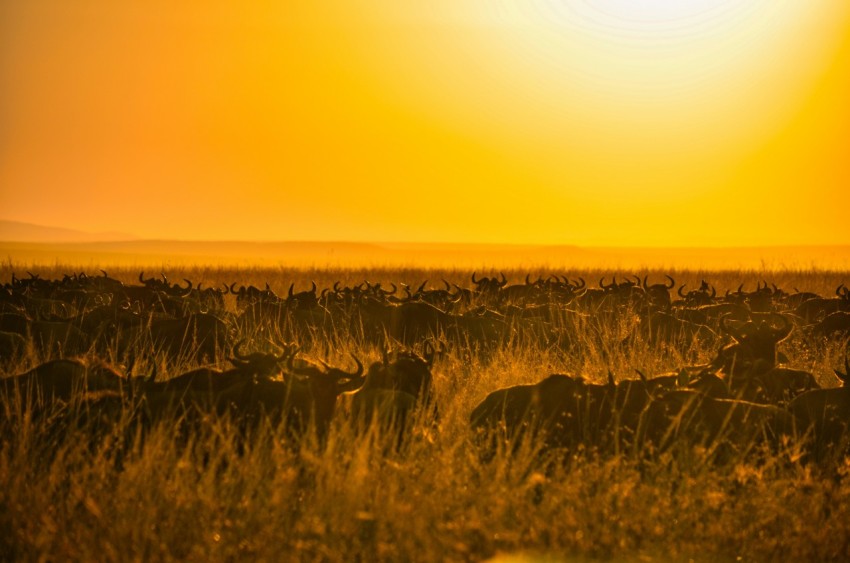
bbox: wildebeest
[469,373,590,458]
[137,343,365,442]
[641,275,675,310]
[471,272,507,299]
[809,311,850,340]
[794,285,850,323]
[348,343,440,439]
[709,314,793,395]
[675,281,716,307]
[140,340,298,414]
[469,365,742,461]
[788,356,850,461]
[705,313,818,404]
[225,351,367,439]
[751,366,819,405]
[468,371,639,458]
[640,391,793,458]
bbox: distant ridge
[0,219,137,243]
[1,220,848,269]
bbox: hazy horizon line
[3,239,849,250]
[2,219,848,250]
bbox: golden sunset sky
[1,1,849,246]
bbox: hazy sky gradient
[1,1,849,246]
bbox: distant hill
[0,220,848,269]
[0,219,137,243]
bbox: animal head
[713,313,793,376]
[228,339,298,378]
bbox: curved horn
[346,354,364,378]
[174,279,192,297]
[499,272,507,286]
[837,284,846,298]
[442,279,451,291]
[229,282,238,294]
[288,283,294,298]
[417,281,428,293]
[710,285,716,299]
[311,281,317,294]
[233,339,250,360]
[833,355,850,385]
[574,277,586,290]
[678,284,687,298]
[274,342,298,363]
[161,273,168,284]
[642,275,649,289]
[665,275,675,289]
[139,271,146,284]
[472,272,480,284]
[770,313,792,341]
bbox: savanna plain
[2,264,850,562]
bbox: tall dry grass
[2,266,850,561]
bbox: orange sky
[1,1,849,246]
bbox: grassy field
[2,265,850,561]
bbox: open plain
[2,264,850,561]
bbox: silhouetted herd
[1,272,849,464]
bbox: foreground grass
[2,266,850,561]
[3,412,850,562]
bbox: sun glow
[347,1,850,227]
[1,1,849,246]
